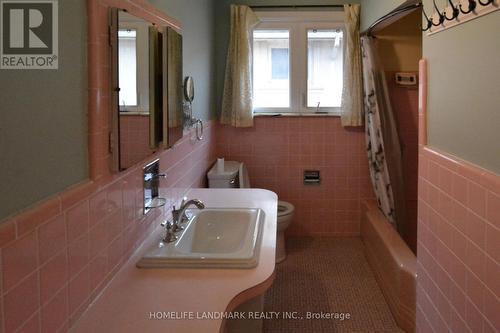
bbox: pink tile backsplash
[41,286,68,333]
[0,1,212,332]
[38,215,66,265]
[3,272,39,333]
[40,251,67,305]
[65,201,89,243]
[2,231,38,292]
[217,117,374,237]
[0,121,216,332]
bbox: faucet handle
[162,221,178,243]
[180,196,188,207]
[171,220,184,233]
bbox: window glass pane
[271,48,289,80]
[118,29,137,107]
[253,30,290,108]
[307,29,343,108]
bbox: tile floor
[263,237,403,333]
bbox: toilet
[207,161,294,263]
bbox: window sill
[119,111,150,116]
[254,112,340,118]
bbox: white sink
[137,208,265,268]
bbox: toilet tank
[238,162,251,188]
[207,161,241,188]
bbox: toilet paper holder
[304,170,321,185]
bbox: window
[253,30,289,108]
[117,21,150,113]
[252,11,344,114]
[118,29,138,106]
[271,48,289,80]
[307,29,343,108]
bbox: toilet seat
[277,201,294,218]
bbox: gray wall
[0,0,217,220]
[213,0,357,114]
[361,0,500,174]
[359,0,405,31]
[422,6,500,174]
[0,0,88,220]
[150,0,216,121]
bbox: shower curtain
[361,36,407,237]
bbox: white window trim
[253,11,345,116]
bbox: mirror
[165,27,184,148]
[110,10,184,171]
[184,76,194,103]
[110,10,157,170]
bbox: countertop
[71,189,277,333]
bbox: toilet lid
[277,201,294,217]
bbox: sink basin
[137,208,265,268]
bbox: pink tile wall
[416,60,500,333]
[217,117,374,236]
[119,115,155,169]
[387,71,419,253]
[0,1,214,332]
[416,147,500,333]
[0,123,216,333]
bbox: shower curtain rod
[250,4,344,9]
[364,1,422,36]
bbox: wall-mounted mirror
[110,10,158,170]
[165,27,184,148]
[110,10,184,171]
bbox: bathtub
[361,200,417,333]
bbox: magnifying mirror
[184,76,194,103]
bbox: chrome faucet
[171,197,205,232]
[161,220,178,243]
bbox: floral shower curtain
[361,36,407,237]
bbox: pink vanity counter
[70,189,277,333]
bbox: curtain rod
[364,2,422,36]
[249,5,345,9]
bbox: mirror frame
[109,8,120,172]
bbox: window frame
[252,11,345,116]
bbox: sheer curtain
[340,4,363,127]
[362,36,407,237]
[220,5,259,127]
